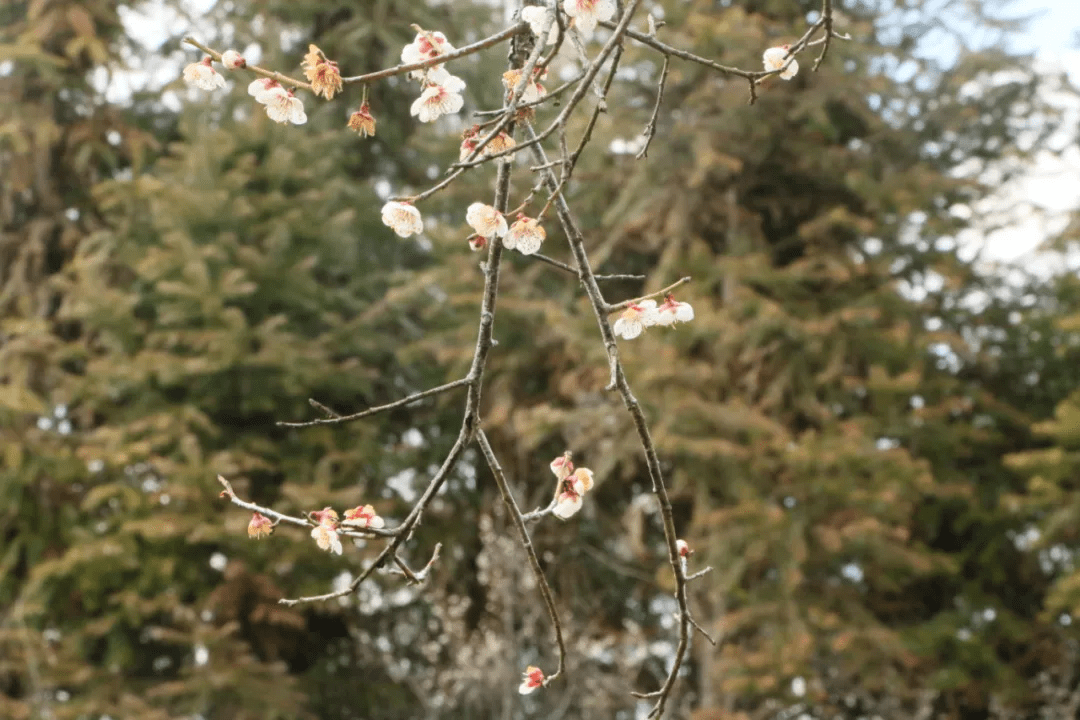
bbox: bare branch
[477,430,567,682]
[278,378,470,428]
[635,54,669,159]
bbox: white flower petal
[552,492,583,519]
[382,201,424,238]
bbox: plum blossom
[503,215,546,255]
[348,102,377,137]
[265,90,307,125]
[423,65,467,92]
[183,57,226,91]
[519,666,545,694]
[248,77,285,102]
[466,203,508,240]
[676,539,692,558]
[552,455,594,520]
[502,68,547,104]
[763,45,798,80]
[342,504,385,529]
[521,5,560,45]
[411,84,464,123]
[562,0,616,39]
[483,130,517,160]
[310,507,342,555]
[382,201,424,238]
[247,512,272,539]
[469,235,488,252]
[401,28,455,66]
[220,50,246,70]
[613,299,659,340]
[655,294,694,326]
[302,44,343,99]
[460,126,480,161]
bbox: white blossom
[411,85,464,123]
[401,29,455,66]
[311,523,343,555]
[423,65,467,92]
[504,216,546,255]
[656,295,694,326]
[563,0,616,39]
[382,201,424,238]
[248,77,285,103]
[553,490,584,519]
[182,58,226,91]
[613,299,658,340]
[502,68,547,104]
[220,50,246,70]
[763,45,799,80]
[466,203,508,239]
[264,91,307,125]
[342,504,385,529]
[521,6,560,45]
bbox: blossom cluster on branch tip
[763,45,799,80]
[302,44,342,99]
[382,201,424,238]
[550,452,595,520]
[613,294,694,340]
[310,507,343,555]
[183,57,226,91]
[504,215,546,255]
[248,77,307,125]
[403,28,466,123]
[248,512,273,539]
[564,0,616,39]
[519,666,545,695]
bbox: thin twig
[183,37,312,91]
[278,378,470,428]
[636,54,669,159]
[814,0,835,71]
[478,430,567,682]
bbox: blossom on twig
[265,90,308,125]
[518,665,545,694]
[248,512,273,539]
[655,294,694,326]
[466,203,508,240]
[521,6,560,46]
[348,102,377,137]
[503,215,546,255]
[460,126,480,161]
[342,504,385,529]
[183,57,226,91]
[401,28,455,66]
[552,459,595,520]
[613,300,659,340]
[302,44,342,99]
[310,507,343,555]
[563,0,616,39]
[763,45,799,80]
[424,66,466,92]
[502,68,547,104]
[411,84,464,123]
[248,77,284,102]
[483,130,517,160]
[382,201,424,238]
[676,539,692,558]
[550,452,573,481]
[221,49,246,70]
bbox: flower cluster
[613,294,694,340]
[382,201,424,238]
[302,44,342,99]
[403,28,466,123]
[550,452,595,520]
[519,666,545,694]
[763,45,799,80]
[248,77,307,125]
[310,507,343,555]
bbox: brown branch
[183,37,312,91]
[814,0,835,71]
[526,119,691,718]
[277,378,470,428]
[477,430,567,682]
[341,22,527,83]
[635,54,669,159]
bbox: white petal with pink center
[613,299,658,339]
[381,201,424,238]
[423,65,467,92]
[401,30,455,65]
[504,217,545,255]
[221,49,246,69]
[411,86,464,123]
[553,490,583,519]
[562,0,616,39]
[311,524,343,555]
[521,6,560,45]
[248,78,285,102]
[466,203,508,239]
[265,92,307,125]
[183,59,226,91]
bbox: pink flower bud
[221,49,246,69]
[518,665,545,694]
